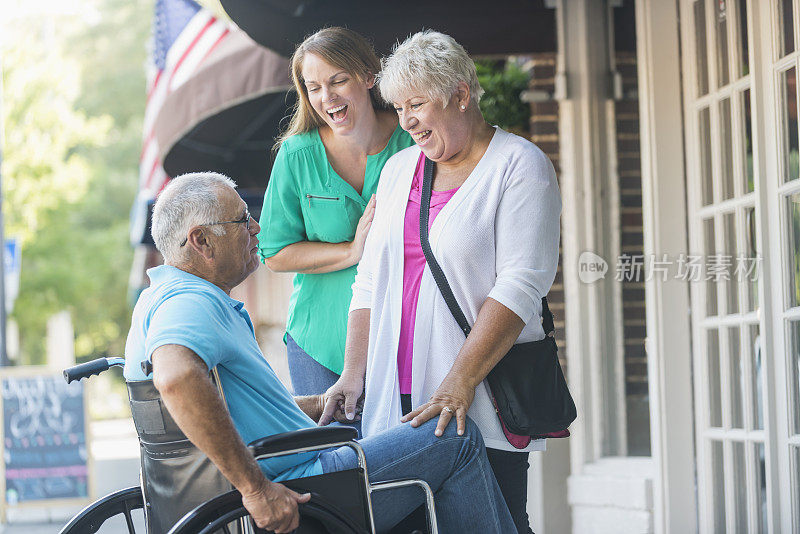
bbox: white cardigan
[350,127,561,452]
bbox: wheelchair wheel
[167,489,368,534]
[59,486,145,534]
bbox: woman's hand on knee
[319,374,364,425]
[401,376,475,437]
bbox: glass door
[682,0,771,531]
[681,0,800,530]
[774,0,800,531]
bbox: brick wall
[616,49,650,456]
[525,46,650,455]
[525,53,568,371]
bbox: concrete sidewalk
[0,515,142,534]
[1,419,141,533]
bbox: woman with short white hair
[322,30,561,532]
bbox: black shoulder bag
[419,156,576,442]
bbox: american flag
[131,0,230,243]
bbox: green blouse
[257,124,414,374]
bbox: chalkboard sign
[1,370,89,507]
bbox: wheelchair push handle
[63,357,125,384]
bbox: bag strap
[419,156,472,337]
[418,156,555,338]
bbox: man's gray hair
[378,30,484,108]
[151,172,238,264]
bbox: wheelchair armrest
[248,426,357,457]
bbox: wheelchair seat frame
[59,357,439,534]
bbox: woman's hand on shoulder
[401,374,476,437]
[347,195,376,264]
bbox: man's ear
[365,73,376,90]
[185,227,214,260]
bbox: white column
[559,0,625,472]
[635,0,697,532]
[46,310,75,369]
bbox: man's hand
[152,346,310,532]
[241,481,311,533]
[319,374,364,426]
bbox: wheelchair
[58,357,438,534]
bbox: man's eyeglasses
[180,209,252,247]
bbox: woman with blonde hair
[322,30,561,533]
[257,28,413,408]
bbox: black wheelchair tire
[167,489,369,534]
[59,486,145,534]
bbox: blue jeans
[400,394,534,533]
[285,333,341,395]
[286,333,361,437]
[318,417,515,534]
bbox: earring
[460,105,466,110]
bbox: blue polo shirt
[124,265,322,481]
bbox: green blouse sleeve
[257,146,307,260]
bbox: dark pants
[486,448,534,534]
[397,395,535,534]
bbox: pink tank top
[398,154,459,394]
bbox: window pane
[743,89,754,193]
[789,193,800,308]
[783,68,799,183]
[700,107,714,205]
[711,440,726,529]
[749,324,764,430]
[720,98,735,200]
[696,0,709,95]
[743,206,759,311]
[790,321,800,434]
[729,327,744,428]
[709,329,722,427]
[732,441,747,531]
[736,0,749,77]
[724,212,739,313]
[705,218,719,316]
[793,447,800,528]
[781,0,796,57]
[756,442,767,533]
[715,0,730,86]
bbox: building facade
[226,1,800,531]
[526,0,799,532]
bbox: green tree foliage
[475,60,530,134]
[2,0,152,364]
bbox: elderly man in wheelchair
[66,172,515,534]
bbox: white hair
[378,30,484,108]
[151,172,238,264]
